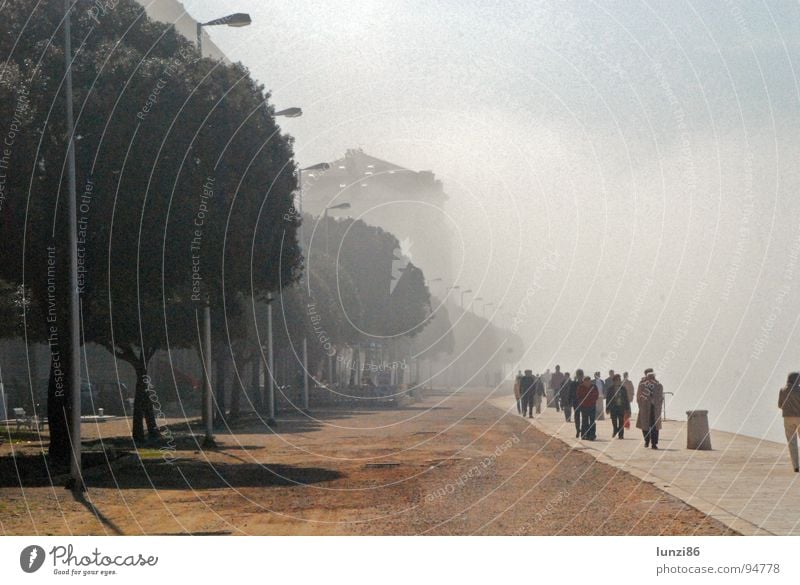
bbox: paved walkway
[490,395,800,535]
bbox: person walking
[604,370,615,391]
[605,373,630,439]
[593,372,605,421]
[622,371,635,430]
[560,371,572,421]
[550,365,566,413]
[576,375,598,440]
[778,372,800,472]
[533,373,546,414]
[569,369,584,437]
[513,370,523,414]
[636,370,664,449]
[520,369,536,418]
[541,368,553,407]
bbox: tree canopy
[0,0,300,452]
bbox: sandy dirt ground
[0,387,735,535]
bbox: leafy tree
[0,0,300,453]
[388,263,431,337]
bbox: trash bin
[686,410,712,450]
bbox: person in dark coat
[568,369,584,437]
[519,370,536,418]
[576,375,598,440]
[559,371,572,422]
[605,373,630,439]
[549,365,566,412]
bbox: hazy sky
[182,0,800,441]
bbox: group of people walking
[513,366,664,449]
[513,367,800,471]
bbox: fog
[182,0,800,442]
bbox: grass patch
[136,448,166,459]
[0,427,46,444]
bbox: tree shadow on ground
[84,457,343,490]
[0,452,343,490]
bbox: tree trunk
[43,246,74,465]
[46,338,72,465]
[214,354,227,426]
[229,359,242,420]
[251,358,261,411]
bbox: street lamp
[427,277,443,298]
[265,293,276,426]
[322,200,349,383]
[63,0,83,492]
[274,107,303,118]
[324,202,351,256]
[460,289,472,309]
[296,162,330,412]
[196,12,251,57]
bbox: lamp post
[297,162,331,412]
[447,284,460,305]
[202,297,214,447]
[199,105,301,437]
[460,289,472,309]
[196,12,251,57]
[321,203,349,385]
[266,292,276,426]
[324,202,351,256]
[274,107,302,118]
[63,0,83,492]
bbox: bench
[12,407,44,431]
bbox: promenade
[491,395,800,535]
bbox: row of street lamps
[61,8,337,489]
[441,284,499,319]
[62,7,506,490]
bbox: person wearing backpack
[778,372,800,472]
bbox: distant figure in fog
[593,372,605,421]
[604,370,615,391]
[576,375,598,440]
[605,374,630,439]
[636,370,663,449]
[533,373,546,414]
[559,371,572,422]
[541,368,553,408]
[542,368,552,388]
[520,370,536,418]
[569,369,584,436]
[549,365,566,412]
[622,372,635,430]
[778,372,800,472]
[514,370,523,414]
